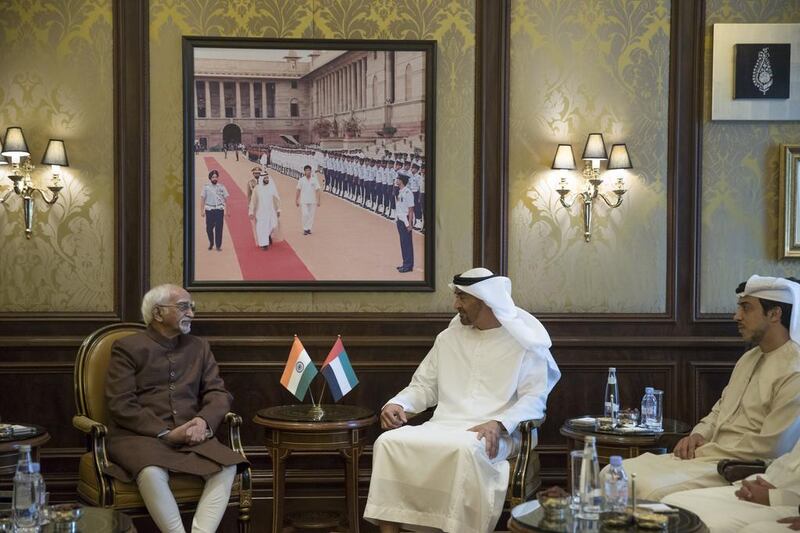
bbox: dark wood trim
[114,0,149,321]
[473,0,509,273]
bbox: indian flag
[321,337,359,401]
[280,336,318,401]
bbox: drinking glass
[618,408,639,428]
[652,390,664,430]
[569,450,583,510]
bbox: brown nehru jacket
[105,327,247,482]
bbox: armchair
[72,323,252,531]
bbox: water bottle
[603,455,629,512]
[578,436,602,519]
[604,367,620,422]
[12,445,41,529]
[641,387,658,429]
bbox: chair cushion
[78,453,205,509]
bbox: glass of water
[569,450,583,510]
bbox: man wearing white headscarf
[363,268,560,533]
[248,172,280,249]
[619,275,800,505]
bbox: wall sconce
[0,126,69,239]
[552,133,632,242]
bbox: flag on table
[280,336,318,401]
[321,336,359,401]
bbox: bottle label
[608,377,616,384]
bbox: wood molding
[474,0,509,273]
[114,0,150,321]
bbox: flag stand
[308,380,327,420]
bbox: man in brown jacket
[106,284,247,533]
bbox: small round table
[507,500,708,532]
[253,404,377,533]
[0,507,136,533]
[560,417,691,464]
[0,424,50,476]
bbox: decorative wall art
[712,23,800,120]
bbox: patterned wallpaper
[507,0,670,313]
[0,0,114,312]
[149,0,475,313]
[700,0,800,313]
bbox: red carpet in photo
[204,157,314,281]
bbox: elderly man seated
[662,434,800,532]
[621,275,800,501]
[363,268,561,533]
[105,284,248,533]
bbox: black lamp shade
[582,133,608,160]
[1,127,30,157]
[41,139,69,167]
[607,144,633,169]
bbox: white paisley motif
[752,47,774,95]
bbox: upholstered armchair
[72,323,252,531]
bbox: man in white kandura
[621,275,800,502]
[248,172,280,250]
[363,267,561,533]
[662,436,800,532]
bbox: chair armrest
[717,459,766,482]
[222,412,246,457]
[518,418,545,433]
[72,415,107,437]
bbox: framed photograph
[780,144,800,259]
[712,23,800,120]
[182,37,436,291]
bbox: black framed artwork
[182,37,436,291]
[734,43,791,99]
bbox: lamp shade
[1,127,30,158]
[41,139,69,167]
[551,144,576,170]
[581,133,607,160]
[607,143,633,169]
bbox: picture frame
[182,37,436,291]
[780,144,800,259]
[711,23,800,121]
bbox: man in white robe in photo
[248,172,280,250]
[621,275,800,501]
[363,268,561,533]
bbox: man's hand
[778,517,800,530]
[184,417,208,445]
[468,420,503,459]
[249,214,255,220]
[380,403,407,430]
[201,211,205,218]
[672,433,706,459]
[163,421,192,446]
[225,210,230,218]
[735,476,774,505]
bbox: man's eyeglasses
[157,301,196,313]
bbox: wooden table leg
[269,447,290,533]
[342,444,363,533]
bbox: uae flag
[321,337,359,401]
[280,336,318,401]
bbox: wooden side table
[253,404,377,533]
[560,417,691,491]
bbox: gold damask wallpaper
[700,0,800,314]
[0,0,114,312]
[507,0,670,313]
[149,0,475,313]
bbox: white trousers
[663,485,797,532]
[301,202,316,231]
[616,452,726,500]
[136,465,237,533]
